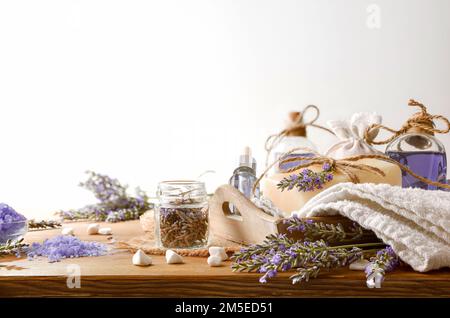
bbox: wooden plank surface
[0,220,449,298]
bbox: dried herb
[28,220,62,231]
[284,216,369,242]
[159,206,208,248]
[56,171,153,222]
[0,238,28,257]
[232,234,384,285]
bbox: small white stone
[349,259,370,271]
[207,255,222,267]
[366,271,384,289]
[132,249,152,266]
[165,250,184,264]
[208,246,228,261]
[87,223,100,235]
[61,227,74,236]
[98,227,112,235]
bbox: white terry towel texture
[293,183,450,272]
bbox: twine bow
[365,99,450,145]
[253,147,450,195]
[264,105,334,166]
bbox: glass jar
[271,135,317,173]
[386,132,447,190]
[155,180,209,249]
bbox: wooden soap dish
[209,184,379,246]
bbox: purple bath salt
[0,203,27,243]
[387,151,447,190]
[28,235,108,262]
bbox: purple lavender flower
[322,163,332,171]
[286,248,298,259]
[231,234,366,285]
[267,269,277,278]
[277,164,335,193]
[271,254,282,265]
[27,235,108,262]
[284,216,367,242]
[57,171,153,223]
[365,246,400,288]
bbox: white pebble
[61,227,74,236]
[87,223,100,235]
[349,259,370,271]
[207,255,222,267]
[208,246,228,261]
[366,271,384,288]
[98,227,112,235]
[165,250,184,264]
[132,249,152,266]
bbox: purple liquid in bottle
[386,151,447,190]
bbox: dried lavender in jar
[156,181,209,249]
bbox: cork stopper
[406,112,435,136]
[286,111,306,137]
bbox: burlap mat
[115,211,242,257]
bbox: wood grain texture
[0,220,449,298]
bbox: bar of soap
[262,158,402,215]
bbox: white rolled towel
[293,182,450,272]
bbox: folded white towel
[293,183,450,272]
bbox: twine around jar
[264,105,335,166]
[253,147,450,195]
[364,99,450,145]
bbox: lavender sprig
[0,238,29,258]
[284,216,368,242]
[56,171,153,222]
[365,246,400,288]
[28,220,62,231]
[277,163,334,192]
[232,234,383,285]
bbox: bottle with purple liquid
[386,132,447,190]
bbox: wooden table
[0,221,449,298]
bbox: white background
[0,0,449,219]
